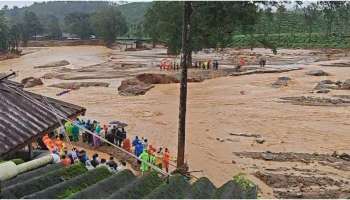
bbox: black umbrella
[109,120,128,128]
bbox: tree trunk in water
[177,1,192,170]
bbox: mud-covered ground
[1,46,350,198]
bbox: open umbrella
[109,120,128,128]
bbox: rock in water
[34,60,70,68]
[306,70,329,76]
[319,80,334,85]
[272,76,291,88]
[21,77,43,88]
[118,78,154,96]
[49,82,109,90]
[341,79,350,89]
[262,152,274,160]
[136,73,179,84]
[315,89,330,94]
[256,137,265,144]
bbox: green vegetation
[232,173,256,191]
[91,7,128,46]
[143,1,350,53]
[1,1,350,54]
[232,33,350,49]
[64,13,92,39]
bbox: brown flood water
[1,46,350,198]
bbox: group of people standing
[193,60,219,70]
[131,136,171,174]
[41,117,172,175]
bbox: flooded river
[1,46,350,197]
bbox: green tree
[22,11,43,44]
[303,3,318,43]
[45,15,62,39]
[8,24,21,53]
[91,7,128,47]
[0,11,9,52]
[143,1,259,54]
[64,13,92,39]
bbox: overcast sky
[0,0,151,9]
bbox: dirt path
[1,46,350,198]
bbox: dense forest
[143,1,350,53]
[0,1,350,54]
[0,1,149,52]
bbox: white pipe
[17,155,53,174]
[0,161,18,181]
[0,155,53,181]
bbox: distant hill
[119,2,152,24]
[4,1,152,25]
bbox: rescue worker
[61,155,71,167]
[135,142,144,157]
[93,124,101,147]
[122,138,131,153]
[155,147,163,169]
[237,57,246,71]
[54,135,64,152]
[139,149,150,175]
[72,123,79,142]
[259,55,266,68]
[148,148,156,171]
[163,148,170,173]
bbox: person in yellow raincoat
[139,149,150,175]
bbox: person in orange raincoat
[42,134,50,146]
[148,145,156,155]
[61,155,71,167]
[47,139,56,152]
[237,57,245,71]
[162,148,170,173]
[122,138,131,153]
[54,135,64,152]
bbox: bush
[70,169,136,199]
[233,173,256,191]
[25,166,112,199]
[187,177,216,199]
[2,164,63,189]
[1,163,87,198]
[146,175,191,199]
[214,174,257,199]
[108,172,163,199]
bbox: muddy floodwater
[1,46,350,198]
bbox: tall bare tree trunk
[177,1,192,170]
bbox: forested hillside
[3,1,151,25]
[143,1,350,52]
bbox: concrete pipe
[0,161,18,181]
[17,155,53,174]
[0,155,53,182]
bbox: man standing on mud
[259,55,266,68]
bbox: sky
[0,0,151,9]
